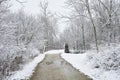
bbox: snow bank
[62,53,99,80]
[62,46,120,80]
[9,54,45,80]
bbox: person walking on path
[64,43,69,53]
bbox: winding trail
[30,54,92,80]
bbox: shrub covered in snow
[0,44,40,80]
[88,44,120,71]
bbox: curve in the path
[30,54,92,80]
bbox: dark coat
[65,44,69,53]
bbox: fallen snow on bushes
[9,54,45,80]
[62,45,120,80]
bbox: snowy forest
[0,0,120,80]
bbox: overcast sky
[10,0,70,15]
[10,0,70,32]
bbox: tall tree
[39,0,58,51]
[85,0,99,51]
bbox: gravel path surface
[30,54,92,80]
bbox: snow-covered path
[30,54,92,80]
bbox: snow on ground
[8,49,63,80]
[61,53,99,79]
[62,45,120,80]
[44,49,64,54]
[9,54,45,80]
[8,44,120,80]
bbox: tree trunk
[85,0,99,52]
[81,23,86,50]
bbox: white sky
[10,0,70,15]
[10,0,70,32]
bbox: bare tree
[61,0,87,50]
[97,0,120,45]
[39,0,58,51]
[85,0,99,51]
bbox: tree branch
[97,0,109,12]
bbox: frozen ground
[9,45,120,80]
[30,54,91,80]
[9,54,45,80]
[44,49,64,54]
[62,45,120,80]
[9,50,63,80]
